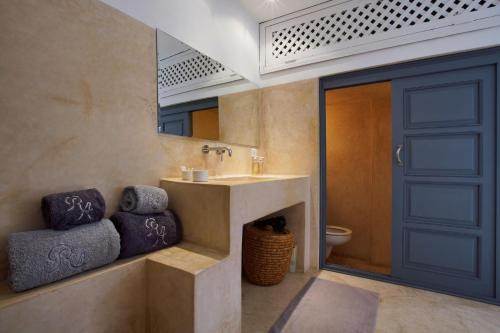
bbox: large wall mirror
[156,29,260,147]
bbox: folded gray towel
[8,219,120,292]
[119,185,168,214]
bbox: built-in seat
[0,242,226,333]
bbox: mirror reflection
[158,97,220,141]
[156,29,260,147]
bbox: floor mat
[269,277,379,333]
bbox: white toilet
[325,225,352,258]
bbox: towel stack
[112,186,182,259]
[7,186,182,292]
[8,189,120,292]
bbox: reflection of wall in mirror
[192,108,219,141]
[219,89,260,147]
[157,89,261,147]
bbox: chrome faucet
[202,144,233,161]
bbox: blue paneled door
[158,112,192,137]
[392,66,496,299]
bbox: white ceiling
[238,0,329,23]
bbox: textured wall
[325,82,392,267]
[0,0,253,279]
[260,79,320,269]
[219,89,261,147]
[0,0,322,281]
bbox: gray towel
[119,185,168,214]
[8,219,120,292]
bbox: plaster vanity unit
[159,175,311,333]
[0,175,310,333]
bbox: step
[0,242,226,333]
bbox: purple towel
[110,210,182,259]
[41,188,106,230]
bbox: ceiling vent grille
[260,0,500,73]
[158,49,241,100]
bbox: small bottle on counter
[257,156,265,176]
[252,156,260,175]
[251,149,265,176]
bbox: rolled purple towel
[110,210,182,259]
[41,188,106,230]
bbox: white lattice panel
[158,49,241,99]
[260,0,500,73]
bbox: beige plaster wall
[0,0,322,282]
[219,89,261,147]
[0,0,253,279]
[0,258,148,333]
[260,80,320,269]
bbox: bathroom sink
[211,176,278,182]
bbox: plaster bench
[0,242,225,333]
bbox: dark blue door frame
[319,47,500,305]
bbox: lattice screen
[158,49,241,99]
[260,0,500,73]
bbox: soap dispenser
[250,149,264,176]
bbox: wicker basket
[242,224,295,286]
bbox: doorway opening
[325,82,392,276]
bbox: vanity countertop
[161,174,309,186]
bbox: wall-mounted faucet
[202,144,233,161]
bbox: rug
[269,277,379,333]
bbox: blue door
[158,112,192,137]
[392,66,496,298]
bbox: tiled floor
[242,270,500,333]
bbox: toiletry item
[120,185,168,214]
[181,169,193,181]
[251,151,265,176]
[252,156,260,175]
[258,157,265,176]
[110,210,182,259]
[41,188,106,230]
[251,149,261,176]
[192,170,209,182]
[180,166,193,181]
[289,245,297,273]
[8,219,120,292]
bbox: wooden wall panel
[192,107,220,141]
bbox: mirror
[156,29,260,147]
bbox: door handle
[396,144,403,167]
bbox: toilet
[325,225,352,258]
